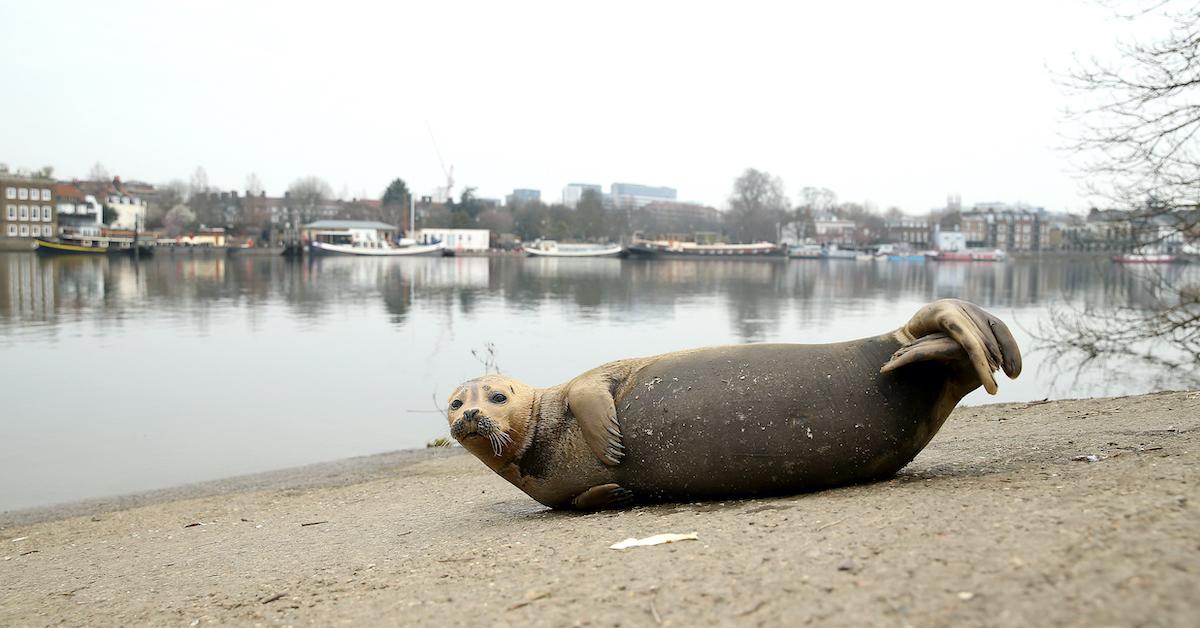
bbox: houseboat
[524,240,625,258]
[34,233,154,256]
[874,243,927,262]
[932,249,1007,262]
[1112,252,1178,264]
[308,239,446,257]
[788,244,823,259]
[626,239,786,259]
[303,219,448,257]
[822,245,862,261]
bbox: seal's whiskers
[489,430,513,456]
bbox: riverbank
[2,391,1197,626]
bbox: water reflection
[1,252,1196,512]
[5,254,1191,338]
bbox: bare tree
[189,167,211,197]
[287,176,333,226]
[477,207,515,242]
[728,168,789,243]
[575,188,608,240]
[790,186,837,242]
[1064,2,1200,225]
[245,172,264,196]
[1051,0,1200,367]
[88,162,110,182]
[798,187,837,214]
[162,179,190,202]
[163,205,197,237]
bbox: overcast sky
[1,1,1141,212]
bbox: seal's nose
[463,408,479,420]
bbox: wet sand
[2,391,1197,626]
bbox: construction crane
[425,121,455,204]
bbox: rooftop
[303,220,397,231]
[53,183,85,200]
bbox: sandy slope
[2,391,1198,627]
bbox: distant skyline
[0,1,1151,213]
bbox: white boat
[309,240,446,257]
[823,245,860,260]
[524,240,625,258]
[788,244,823,259]
[1112,253,1177,264]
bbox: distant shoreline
[0,246,1126,259]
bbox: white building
[104,192,147,231]
[933,230,967,251]
[562,183,603,209]
[813,213,857,245]
[610,182,676,209]
[414,228,490,252]
[54,183,102,235]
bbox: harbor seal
[446,299,1021,510]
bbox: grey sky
[1,1,1133,212]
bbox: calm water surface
[1,252,1195,511]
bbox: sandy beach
[2,391,1197,626]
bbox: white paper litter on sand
[609,532,699,550]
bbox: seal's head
[446,375,536,462]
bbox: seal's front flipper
[566,379,625,465]
[571,483,634,510]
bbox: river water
[1,252,1195,511]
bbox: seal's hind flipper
[566,378,625,465]
[571,483,634,510]
[889,299,1022,395]
[881,333,965,371]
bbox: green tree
[381,178,411,230]
[457,187,483,221]
[382,178,410,206]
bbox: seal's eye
[449,399,463,410]
[489,392,508,404]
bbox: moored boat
[932,249,1007,262]
[35,235,154,256]
[787,244,823,259]
[1112,253,1178,264]
[34,238,108,255]
[874,243,928,262]
[627,239,786,259]
[823,245,861,260]
[524,240,625,258]
[308,240,447,256]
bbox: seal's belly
[613,338,950,500]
